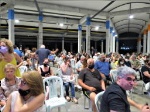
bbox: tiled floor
[51,67,150,112]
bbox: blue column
[8,9,15,44]
[78,25,82,53]
[86,17,91,54]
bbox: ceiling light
[15,19,20,23]
[112,30,115,33]
[95,26,99,31]
[129,15,134,19]
[59,23,64,27]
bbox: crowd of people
[0,38,150,112]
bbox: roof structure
[0,0,150,41]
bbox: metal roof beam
[1,13,105,27]
[110,7,150,17]
[15,0,107,17]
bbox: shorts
[83,89,103,98]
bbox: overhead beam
[79,15,88,25]
[15,0,107,17]
[91,1,115,19]
[1,13,105,28]
[34,0,42,16]
[110,7,150,17]
[0,31,105,40]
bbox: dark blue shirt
[36,48,50,65]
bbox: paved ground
[50,67,150,112]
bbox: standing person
[0,63,21,108]
[100,66,150,112]
[38,58,54,77]
[13,45,22,58]
[78,58,105,112]
[3,71,45,112]
[0,38,23,80]
[36,44,58,65]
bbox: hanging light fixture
[128,3,134,19]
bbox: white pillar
[116,37,119,53]
[37,15,43,48]
[143,29,147,54]
[8,9,15,44]
[86,17,91,54]
[147,25,150,54]
[137,35,141,53]
[109,27,113,53]
[106,20,110,54]
[112,34,116,53]
[101,40,104,53]
[62,37,64,51]
[82,38,86,53]
[78,25,82,53]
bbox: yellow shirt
[0,57,21,80]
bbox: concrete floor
[50,67,150,112]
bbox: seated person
[94,53,111,85]
[3,71,45,112]
[22,56,32,70]
[78,58,105,112]
[38,58,54,77]
[141,59,150,96]
[100,66,150,112]
[75,55,85,74]
[60,57,78,104]
[0,63,21,108]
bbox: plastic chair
[84,95,92,111]
[139,67,146,95]
[19,66,28,75]
[43,76,68,112]
[95,91,105,112]
[70,59,76,73]
[56,68,63,77]
[110,69,118,82]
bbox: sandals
[66,96,71,102]
[66,96,78,104]
[72,97,78,104]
